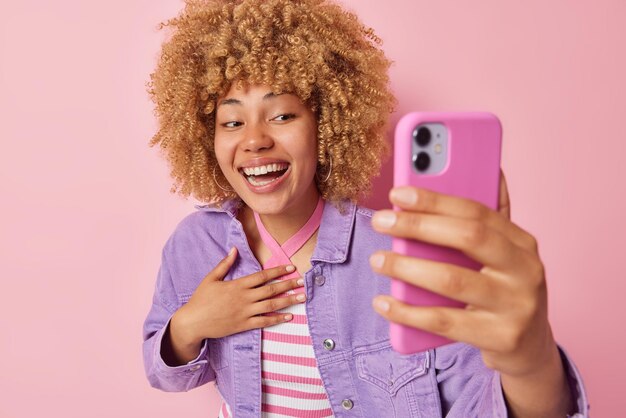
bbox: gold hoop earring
[212,165,233,192]
[316,155,333,183]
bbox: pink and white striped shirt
[218,198,333,418]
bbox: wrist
[171,306,202,348]
[501,340,561,381]
[500,343,574,417]
[159,308,203,367]
[499,324,558,379]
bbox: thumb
[203,247,238,282]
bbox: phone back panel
[391,112,502,354]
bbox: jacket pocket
[354,341,429,396]
[207,339,228,371]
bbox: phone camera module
[413,127,431,147]
[413,152,431,172]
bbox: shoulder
[159,202,240,296]
[352,204,391,249]
[162,202,236,255]
[323,202,391,253]
[355,205,375,219]
[175,208,229,233]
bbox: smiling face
[214,83,320,217]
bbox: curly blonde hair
[147,0,395,204]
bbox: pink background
[1,0,623,416]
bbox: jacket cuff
[558,345,590,417]
[490,372,509,418]
[153,313,210,376]
[490,345,590,417]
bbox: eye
[221,120,243,128]
[272,113,296,122]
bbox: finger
[387,187,535,252]
[249,292,306,315]
[372,295,499,350]
[248,277,305,302]
[372,210,530,272]
[498,169,511,220]
[369,251,504,309]
[202,247,238,282]
[240,265,297,288]
[245,312,295,330]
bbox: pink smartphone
[390,112,502,354]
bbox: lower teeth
[247,176,279,187]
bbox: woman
[142,1,588,416]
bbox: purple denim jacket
[142,200,589,417]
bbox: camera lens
[414,152,431,172]
[413,127,431,147]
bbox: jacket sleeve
[557,345,590,418]
[435,343,590,417]
[142,251,216,392]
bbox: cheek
[290,130,318,169]
[213,138,233,167]
[305,135,319,171]
[291,143,318,176]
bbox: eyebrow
[217,92,282,107]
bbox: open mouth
[239,162,290,187]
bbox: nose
[241,121,273,153]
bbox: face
[214,83,319,216]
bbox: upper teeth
[242,163,288,176]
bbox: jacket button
[323,338,335,350]
[314,275,326,286]
[341,399,354,410]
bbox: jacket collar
[194,199,241,218]
[194,199,356,264]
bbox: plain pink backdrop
[1,0,623,416]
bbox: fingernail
[284,314,293,321]
[296,293,306,301]
[286,265,296,273]
[373,211,397,229]
[391,188,418,205]
[373,298,390,312]
[228,247,236,256]
[296,278,304,286]
[370,253,385,269]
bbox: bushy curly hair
[147,0,395,204]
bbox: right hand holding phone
[163,247,304,365]
[369,172,575,416]
[370,175,557,378]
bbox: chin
[240,194,292,215]
[232,171,318,216]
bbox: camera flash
[434,144,442,154]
